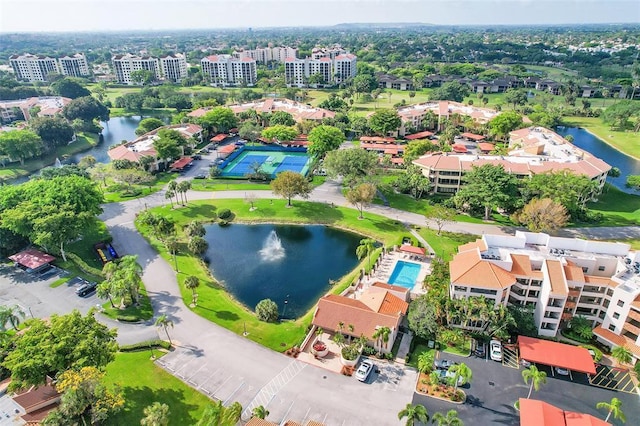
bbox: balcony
[623,322,640,336]
[568,288,580,297]
[544,312,561,320]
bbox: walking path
[96,179,639,425]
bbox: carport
[518,336,596,378]
[8,249,55,273]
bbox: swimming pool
[388,261,421,289]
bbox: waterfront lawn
[416,227,478,261]
[190,178,272,191]
[586,185,640,227]
[104,351,210,426]
[138,198,407,351]
[563,116,640,159]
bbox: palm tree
[398,403,429,426]
[155,314,174,346]
[140,402,170,426]
[167,180,178,201]
[188,236,208,256]
[165,236,179,271]
[348,324,355,344]
[596,397,626,423]
[165,190,175,208]
[197,401,242,426]
[448,363,472,392]
[417,351,435,374]
[0,305,25,331]
[251,405,269,420]
[432,410,463,426]
[96,281,117,308]
[184,275,200,306]
[611,346,633,366]
[355,238,376,272]
[522,365,547,399]
[177,180,192,204]
[372,326,391,354]
[185,220,206,238]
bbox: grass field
[563,116,640,160]
[104,351,211,425]
[585,184,640,227]
[415,227,478,261]
[102,172,177,203]
[138,198,411,351]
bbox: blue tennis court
[221,149,311,178]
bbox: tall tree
[356,238,376,271]
[197,401,242,426]
[270,171,311,206]
[403,139,438,164]
[2,310,117,390]
[522,171,598,217]
[184,220,206,238]
[522,365,547,399]
[188,236,208,256]
[611,346,632,365]
[136,117,165,136]
[323,148,378,187]
[596,397,626,424]
[63,96,109,122]
[197,107,238,134]
[453,164,519,220]
[431,81,470,102]
[0,130,43,165]
[426,204,456,236]
[0,305,25,331]
[155,314,174,346]
[513,198,569,234]
[504,88,528,109]
[398,403,429,426]
[261,125,298,142]
[369,108,401,136]
[269,111,295,126]
[447,363,472,392]
[306,125,345,158]
[432,410,464,426]
[153,128,186,161]
[346,183,377,219]
[141,402,170,426]
[51,78,90,99]
[488,111,524,141]
[184,275,201,306]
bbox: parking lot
[590,364,638,394]
[413,350,640,426]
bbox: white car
[355,359,374,382]
[555,367,570,376]
[490,339,503,362]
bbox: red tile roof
[461,132,485,141]
[452,144,468,153]
[210,134,228,142]
[518,336,596,375]
[450,250,515,289]
[371,282,410,294]
[478,142,495,152]
[399,245,426,255]
[170,157,193,170]
[519,399,610,426]
[593,326,640,358]
[9,249,55,270]
[218,144,236,154]
[405,131,434,140]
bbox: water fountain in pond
[259,230,285,261]
[54,158,62,168]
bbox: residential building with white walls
[9,54,59,82]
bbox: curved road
[98,180,639,425]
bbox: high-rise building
[9,54,59,82]
[284,52,357,87]
[200,55,257,86]
[159,53,188,83]
[233,46,297,64]
[112,54,161,85]
[58,53,90,78]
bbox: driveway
[413,351,639,426]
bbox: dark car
[474,342,486,358]
[192,155,202,160]
[433,359,456,370]
[76,281,97,297]
[194,173,207,179]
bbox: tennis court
[221,149,311,178]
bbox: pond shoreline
[575,125,640,162]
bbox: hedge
[119,339,172,352]
[66,252,104,278]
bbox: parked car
[439,369,465,387]
[434,359,456,370]
[355,359,374,382]
[192,154,202,160]
[76,281,97,297]
[490,339,502,362]
[474,343,486,358]
[520,359,532,367]
[555,367,570,376]
[194,173,207,179]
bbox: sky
[0,0,639,33]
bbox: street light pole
[282,294,289,319]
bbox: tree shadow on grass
[106,386,201,426]
[214,310,240,321]
[181,203,218,219]
[293,202,343,223]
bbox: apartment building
[58,53,90,78]
[233,46,297,63]
[159,53,188,83]
[0,97,71,123]
[112,54,161,85]
[397,100,499,135]
[449,231,640,362]
[284,53,357,87]
[412,126,610,195]
[200,55,257,86]
[9,54,59,82]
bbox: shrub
[117,315,142,322]
[255,298,279,322]
[119,339,171,352]
[218,208,232,220]
[66,252,104,278]
[341,343,361,361]
[362,345,376,356]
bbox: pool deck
[359,249,430,297]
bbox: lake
[556,126,640,193]
[203,223,363,319]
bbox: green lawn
[103,172,177,203]
[584,184,640,227]
[407,343,435,368]
[563,116,640,160]
[55,219,111,282]
[103,351,211,425]
[416,227,478,261]
[138,198,409,351]
[101,285,154,321]
[441,337,472,357]
[190,179,272,192]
